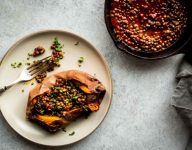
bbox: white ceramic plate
[0,30,112,146]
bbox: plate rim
[0,29,113,146]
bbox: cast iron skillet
[104,0,192,60]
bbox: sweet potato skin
[26,70,106,132]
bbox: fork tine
[27,56,51,70]
[31,66,50,79]
[28,60,49,73]
[30,63,50,76]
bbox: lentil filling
[110,0,187,52]
[30,78,99,120]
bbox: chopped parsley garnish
[53,37,60,45]
[82,106,89,112]
[17,62,22,68]
[78,57,84,63]
[78,57,84,67]
[67,81,75,88]
[69,131,75,136]
[51,111,57,115]
[40,109,45,114]
[75,82,80,87]
[11,62,22,68]
[54,86,63,92]
[73,96,79,99]
[53,37,63,52]
[50,93,58,99]
[11,63,17,68]
[26,62,31,66]
[62,128,66,132]
[28,53,33,56]
[54,87,62,90]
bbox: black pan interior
[104,0,192,59]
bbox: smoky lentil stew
[110,0,187,53]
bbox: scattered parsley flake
[11,62,17,68]
[62,128,66,132]
[28,53,33,56]
[17,62,22,68]
[82,106,89,112]
[78,57,84,63]
[78,57,84,67]
[40,109,45,114]
[69,131,75,136]
[55,86,62,90]
[26,62,31,66]
[75,82,80,87]
[11,62,22,68]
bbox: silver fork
[0,56,51,94]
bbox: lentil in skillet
[110,0,187,52]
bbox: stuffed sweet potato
[26,70,106,132]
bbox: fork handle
[0,86,7,94]
[0,79,21,94]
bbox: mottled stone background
[0,0,189,150]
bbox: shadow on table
[186,137,192,150]
[106,49,182,73]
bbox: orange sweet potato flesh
[26,70,106,133]
[88,103,100,111]
[35,115,70,132]
[36,115,62,124]
[79,85,91,94]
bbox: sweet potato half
[26,70,106,132]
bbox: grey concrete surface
[0,0,189,150]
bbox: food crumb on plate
[74,41,79,46]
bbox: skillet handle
[178,40,192,64]
[178,39,192,55]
